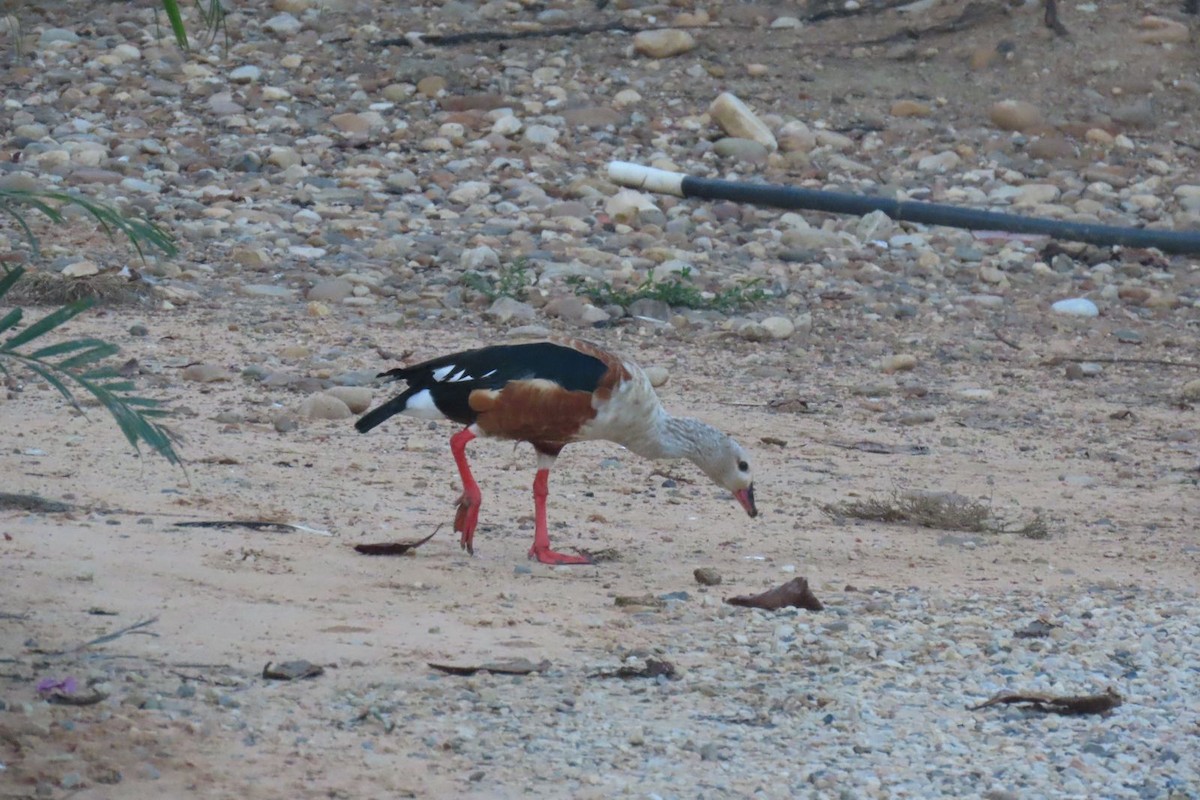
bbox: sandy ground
[3,298,1197,798]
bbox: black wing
[355,342,610,432]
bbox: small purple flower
[36,676,78,695]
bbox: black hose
[677,175,1200,256]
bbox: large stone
[605,190,660,224]
[61,261,99,278]
[182,364,233,383]
[448,181,492,204]
[485,296,536,323]
[325,386,374,414]
[307,279,353,302]
[777,120,816,153]
[713,137,769,162]
[761,316,795,340]
[299,393,352,421]
[988,100,1043,133]
[1137,16,1189,43]
[628,298,672,321]
[633,29,696,58]
[643,366,670,387]
[709,93,777,151]
[461,245,500,271]
[263,12,302,35]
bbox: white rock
[299,393,352,421]
[643,366,670,387]
[917,151,960,172]
[61,261,99,278]
[230,65,261,83]
[579,305,610,324]
[633,29,696,58]
[325,386,373,414]
[448,181,491,204]
[708,93,777,152]
[523,125,559,145]
[461,245,500,271]
[777,120,817,153]
[613,89,642,107]
[1051,298,1099,317]
[1013,184,1062,206]
[491,116,523,136]
[605,189,659,223]
[263,13,302,35]
[761,316,795,340]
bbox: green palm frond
[159,0,228,51]
[0,267,181,465]
[0,187,176,261]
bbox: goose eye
[737,460,749,472]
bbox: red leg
[450,427,482,554]
[528,459,592,565]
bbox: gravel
[25,585,1181,799]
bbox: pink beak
[734,485,757,518]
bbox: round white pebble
[1051,298,1099,317]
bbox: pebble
[881,354,917,373]
[307,279,353,302]
[325,386,373,414]
[229,65,261,83]
[485,297,536,323]
[988,100,1043,132]
[709,93,778,151]
[182,364,233,383]
[642,366,670,387]
[1051,298,1099,317]
[632,29,696,59]
[523,125,559,146]
[737,321,770,342]
[1113,329,1142,344]
[1180,379,1200,401]
[777,120,817,153]
[61,260,99,278]
[713,137,768,162]
[299,393,352,421]
[760,316,795,340]
[693,568,722,586]
[263,12,302,35]
[891,100,931,117]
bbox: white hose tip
[607,161,685,196]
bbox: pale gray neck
[626,413,720,462]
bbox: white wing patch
[402,389,446,420]
[432,364,485,383]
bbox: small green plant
[1,188,181,465]
[462,258,535,301]
[567,267,768,312]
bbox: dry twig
[971,687,1122,715]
